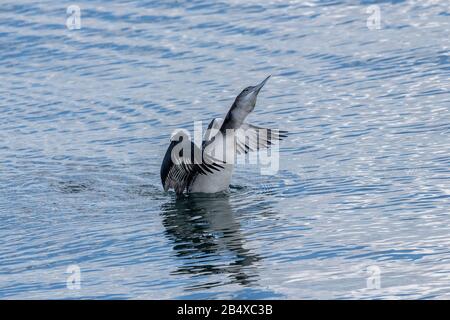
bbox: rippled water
[1,0,449,299]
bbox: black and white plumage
[160,129,225,194]
[160,76,287,195]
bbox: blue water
[1,0,449,299]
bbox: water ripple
[1,0,449,299]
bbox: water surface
[1,0,449,299]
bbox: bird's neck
[220,103,248,132]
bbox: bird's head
[234,75,271,113]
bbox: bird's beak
[254,75,271,94]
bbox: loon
[160,76,286,195]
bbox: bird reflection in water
[161,193,260,290]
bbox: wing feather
[235,123,287,155]
[160,130,225,195]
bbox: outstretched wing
[160,130,225,195]
[235,123,287,154]
[203,118,223,142]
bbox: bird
[160,75,287,195]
